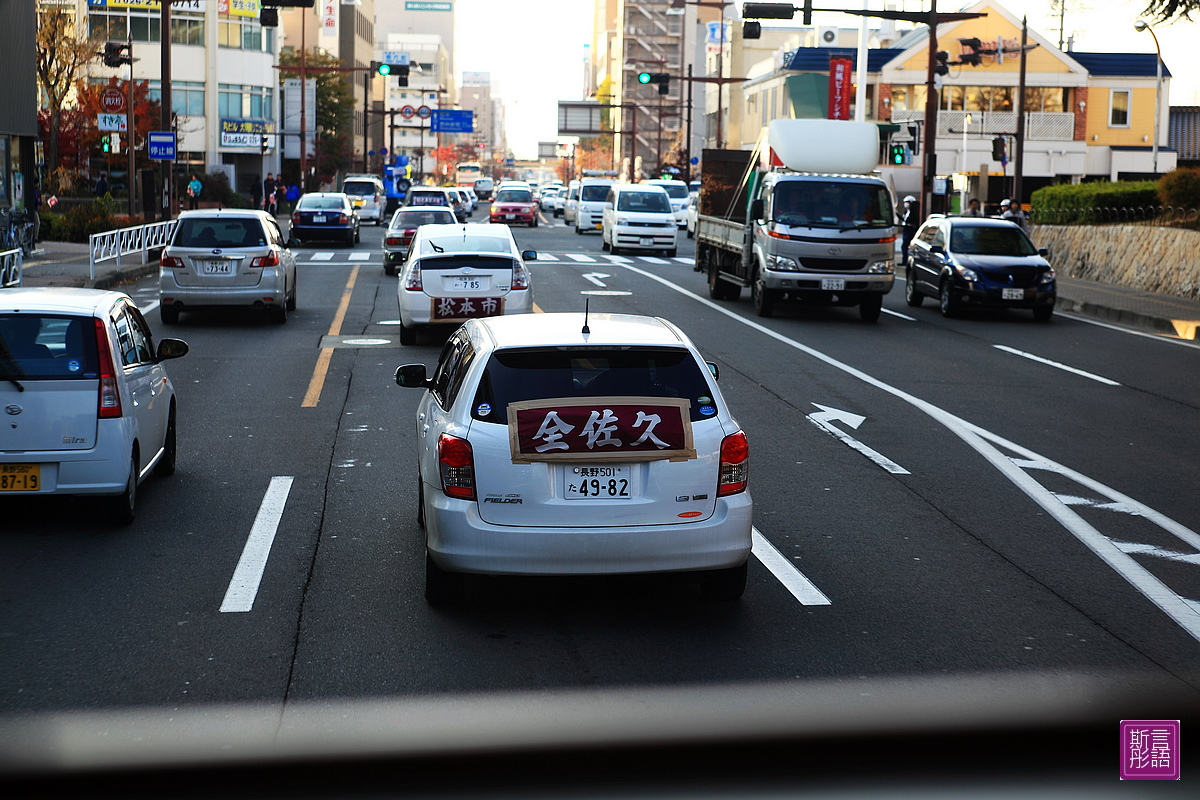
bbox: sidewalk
[10,240,1200,342]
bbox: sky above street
[452,0,1198,160]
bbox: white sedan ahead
[396,223,535,345]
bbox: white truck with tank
[694,119,897,321]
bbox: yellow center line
[302,265,359,408]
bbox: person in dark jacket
[899,195,920,263]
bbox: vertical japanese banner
[319,1,338,38]
[828,56,853,120]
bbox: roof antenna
[582,298,590,335]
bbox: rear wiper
[431,242,444,253]
[4,376,24,392]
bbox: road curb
[1056,294,1181,337]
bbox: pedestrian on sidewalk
[250,174,262,212]
[1001,198,1027,231]
[263,173,276,214]
[95,174,108,196]
[964,198,983,217]
[187,174,202,210]
[899,195,919,264]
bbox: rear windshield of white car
[391,210,456,229]
[495,189,532,203]
[654,183,689,199]
[470,347,715,424]
[342,181,378,196]
[297,195,348,211]
[414,254,515,272]
[0,314,100,381]
[174,218,267,248]
[617,192,672,213]
[580,185,610,202]
[420,236,512,254]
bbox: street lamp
[1133,19,1161,175]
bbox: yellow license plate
[0,464,41,491]
[352,199,364,206]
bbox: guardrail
[1031,205,1200,228]
[0,247,22,288]
[88,219,178,282]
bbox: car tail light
[93,319,122,419]
[338,213,348,224]
[718,431,748,496]
[402,228,417,242]
[160,255,184,268]
[249,250,280,267]
[404,265,423,291]
[385,236,403,246]
[512,261,528,290]
[292,211,301,225]
[438,434,476,500]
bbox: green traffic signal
[101,134,111,153]
[377,62,391,76]
[638,72,651,84]
[889,144,905,165]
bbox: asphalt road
[3,206,1199,716]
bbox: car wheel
[416,477,425,529]
[708,263,738,301]
[700,561,747,601]
[108,451,138,525]
[601,235,610,252]
[1033,303,1054,322]
[287,276,297,311]
[376,218,383,227]
[904,270,923,307]
[531,216,538,228]
[154,405,177,477]
[160,304,179,325]
[425,551,465,607]
[271,297,288,324]
[574,225,583,235]
[859,293,883,323]
[384,263,395,276]
[939,280,957,318]
[752,265,774,318]
[399,321,416,346]
[354,227,361,244]
[687,227,694,239]
[665,248,677,258]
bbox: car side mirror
[750,199,765,221]
[156,338,189,361]
[930,245,945,255]
[706,362,720,381]
[395,363,430,388]
[521,250,537,261]
[1038,248,1049,257]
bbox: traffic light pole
[160,1,173,219]
[127,28,136,218]
[922,0,938,220]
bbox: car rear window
[0,314,100,381]
[415,255,515,273]
[495,189,532,203]
[174,218,267,248]
[471,347,714,424]
[581,185,610,202]
[297,195,348,211]
[342,181,378,196]
[617,192,671,213]
[392,210,455,228]
[421,235,511,254]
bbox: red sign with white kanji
[507,397,695,464]
[430,297,504,322]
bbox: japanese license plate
[447,276,486,291]
[313,214,326,223]
[202,260,233,275]
[0,464,40,492]
[506,214,515,219]
[352,199,364,207]
[821,278,845,291]
[594,223,602,230]
[566,465,633,499]
[639,238,654,247]
[1002,288,1025,300]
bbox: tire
[707,263,727,300]
[354,227,361,244]
[700,561,747,601]
[939,281,958,318]
[416,477,425,529]
[384,263,395,276]
[601,236,610,252]
[425,551,466,607]
[107,451,138,525]
[286,275,297,311]
[752,266,775,318]
[665,248,677,258]
[859,293,883,323]
[904,271,923,307]
[687,228,694,239]
[1033,303,1054,322]
[154,405,177,477]
[399,321,416,346]
[574,224,583,235]
[160,304,179,325]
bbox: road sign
[431,109,473,133]
[417,105,432,119]
[148,131,176,161]
[382,51,410,66]
[379,146,388,156]
[100,87,126,114]
[97,113,127,132]
[400,105,416,119]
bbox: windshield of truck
[772,182,893,229]
[617,192,672,213]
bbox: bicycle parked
[0,208,36,257]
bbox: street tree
[35,3,105,192]
[278,49,357,182]
[1141,0,1196,21]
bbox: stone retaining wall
[1031,224,1200,300]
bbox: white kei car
[394,313,753,605]
[395,223,535,345]
[0,288,189,523]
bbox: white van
[601,183,678,257]
[644,179,691,229]
[571,178,616,234]
[341,174,387,225]
[561,180,581,226]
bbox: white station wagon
[1,288,189,523]
[395,313,753,605]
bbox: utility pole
[160,1,172,219]
[921,0,939,220]
[126,28,136,218]
[1014,16,1029,208]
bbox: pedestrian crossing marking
[601,255,633,263]
[536,253,560,261]
[312,252,334,261]
[349,252,372,261]
[673,257,694,265]
[564,253,597,262]
[640,257,670,265]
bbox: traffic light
[260,134,268,154]
[958,37,983,67]
[638,72,652,85]
[102,41,132,68]
[654,74,670,95]
[372,61,391,77]
[394,64,409,87]
[934,50,950,76]
[889,144,906,165]
[992,136,1007,162]
[743,22,762,40]
[908,124,920,156]
[101,133,111,153]
[259,8,278,27]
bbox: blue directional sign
[148,131,176,161]
[430,110,474,134]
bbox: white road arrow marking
[582,272,610,287]
[806,403,911,475]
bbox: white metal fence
[88,219,178,282]
[892,109,1076,141]
[0,247,22,288]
